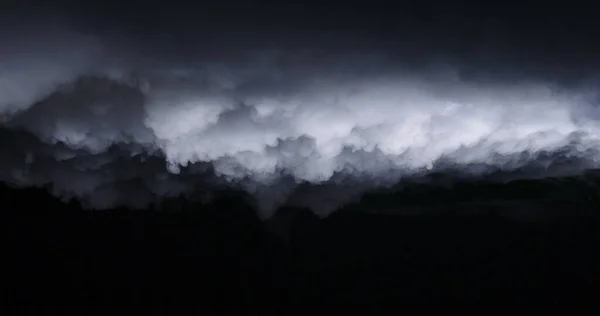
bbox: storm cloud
[2,18,600,218]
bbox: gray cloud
[2,25,600,217]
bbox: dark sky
[6,1,600,53]
[5,0,600,80]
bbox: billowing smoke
[2,24,600,218]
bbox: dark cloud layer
[2,4,600,217]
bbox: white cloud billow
[1,28,600,216]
